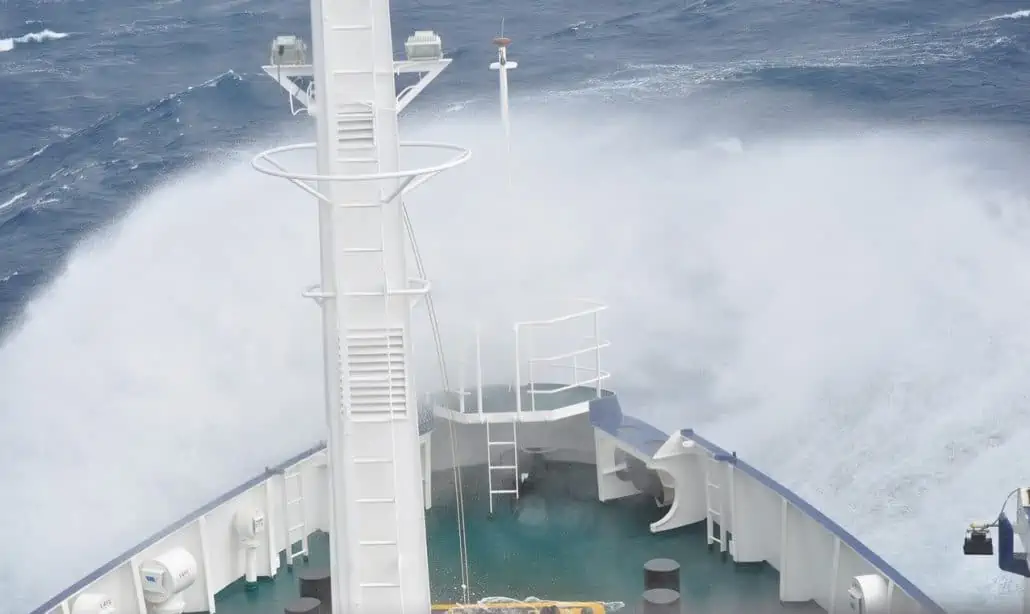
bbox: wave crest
[0,29,70,53]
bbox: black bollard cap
[285,597,322,614]
[641,588,680,614]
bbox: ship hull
[30,394,943,614]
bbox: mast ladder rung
[330,24,373,32]
[350,417,403,424]
[360,582,401,589]
[333,68,379,75]
[335,196,382,203]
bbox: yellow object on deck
[431,601,606,613]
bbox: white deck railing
[32,417,945,614]
[514,299,611,412]
[442,300,612,417]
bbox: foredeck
[213,462,822,614]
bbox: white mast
[489,35,518,159]
[254,1,470,612]
[305,0,427,606]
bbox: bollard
[298,567,332,613]
[284,596,322,614]
[644,558,681,592]
[640,588,680,614]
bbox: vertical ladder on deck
[283,468,309,566]
[486,417,520,515]
[704,455,727,552]
[345,327,407,599]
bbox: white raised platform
[429,383,610,424]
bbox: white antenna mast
[489,22,517,185]
[253,1,470,613]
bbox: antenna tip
[493,36,511,47]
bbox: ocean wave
[4,145,50,169]
[0,29,70,53]
[0,192,28,213]
[988,9,1030,21]
[0,70,240,175]
[565,10,1025,100]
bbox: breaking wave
[0,29,69,53]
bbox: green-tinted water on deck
[215,462,819,614]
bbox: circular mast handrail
[252,133,472,611]
[251,141,470,186]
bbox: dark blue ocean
[2,0,1029,612]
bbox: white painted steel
[38,423,942,614]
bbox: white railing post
[475,322,484,417]
[528,327,536,412]
[459,333,467,414]
[197,516,217,612]
[594,310,601,397]
[514,323,522,413]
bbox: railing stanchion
[475,322,484,417]
[514,323,522,414]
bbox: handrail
[530,342,611,364]
[251,141,470,183]
[529,376,610,396]
[514,300,607,412]
[513,299,607,328]
[533,364,607,374]
[29,443,328,614]
[438,303,610,415]
[682,428,948,614]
